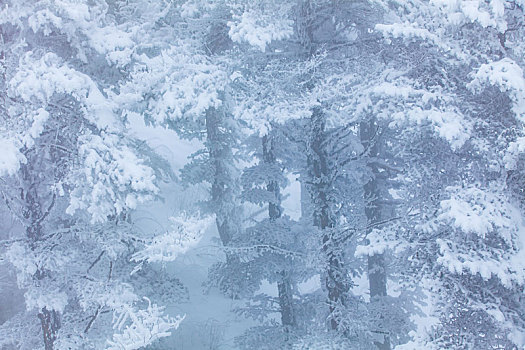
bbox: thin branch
[40,143,75,154]
[35,193,56,226]
[242,206,268,223]
[224,244,304,259]
[333,211,419,246]
[107,261,113,282]
[82,275,96,282]
[84,306,101,333]
[0,237,25,247]
[87,250,105,274]
[370,160,402,173]
[0,188,25,224]
[330,124,379,181]
[324,123,355,147]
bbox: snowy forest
[0,0,525,349]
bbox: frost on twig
[131,213,213,265]
[106,297,184,350]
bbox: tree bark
[307,107,348,330]
[262,134,296,329]
[296,0,314,56]
[21,163,61,350]
[206,107,238,246]
[38,308,60,350]
[360,117,391,350]
[205,107,243,299]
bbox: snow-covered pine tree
[362,0,525,347]
[111,0,248,298]
[0,1,183,348]
[234,129,304,345]
[227,0,394,344]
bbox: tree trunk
[360,117,391,350]
[206,107,237,246]
[262,134,296,329]
[39,308,60,350]
[307,107,348,330]
[296,0,314,56]
[277,273,295,329]
[205,107,243,299]
[21,163,61,350]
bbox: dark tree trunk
[39,308,60,350]
[277,272,295,328]
[206,107,237,246]
[296,0,314,56]
[360,117,391,350]
[307,107,348,330]
[262,134,296,329]
[205,107,244,299]
[21,163,61,350]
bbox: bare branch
[87,251,105,274]
[84,306,101,333]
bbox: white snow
[24,289,68,314]
[107,299,184,350]
[67,132,159,223]
[432,185,525,286]
[228,7,294,52]
[468,58,525,122]
[10,52,119,131]
[131,214,212,264]
[0,138,26,177]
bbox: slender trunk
[360,117,390,350]
[297,0,349,331]
[22,163,61,350]
[307,107,348,330]
[277,272,295,328]
[34,254,61,350]
[262,134,296,329]
[296,0,313,56]
[39,308,60,350]
[300,181,313,222]
[205,107,242,298]
[206,107,237,246]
